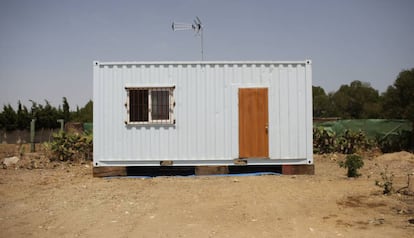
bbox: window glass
[151,90,169,120]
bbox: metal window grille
[129,89,148,122]
[126,87,175,125]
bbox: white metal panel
[93,60,312,166]
[305,60,313,164]
[279,65,289,157]
[288,64,299,158]
[268,64,280,159]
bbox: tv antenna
[172,16,204,61]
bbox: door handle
[265,125,268,133]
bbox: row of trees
[313,68,414,122]
[0,97,92,131]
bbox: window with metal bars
[126,87,175,124]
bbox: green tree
[37,100,59,128]
[30,100,60,129]
[331,80,381,119]
[312,86,335,117]
[0,98,93,130]
[382,68,414,120]
[1,104,17,131]
[71,100,93,123]
[16,101,31,130]
[381,68,414,149]
[62,97,70,123]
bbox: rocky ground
[1,144,414,237]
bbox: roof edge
[94,60,311,66]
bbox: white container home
[93,60,313,167]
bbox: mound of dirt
[373,151,414,174]
[375,151,414,162]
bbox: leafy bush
[376,130,412,153]
[338,154,364,177]
[45,131,92,161]
[313,128,373,154]
[337,129,372,154]
[313,127,336,154]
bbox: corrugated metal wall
[93,61,312,166]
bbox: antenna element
[172,16,204,61]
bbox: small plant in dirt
[375,166,395,195]
[18,143,25,158]
[338,154,364,177]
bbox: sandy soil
[1,145,414,237]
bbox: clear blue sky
[1,0,413,109]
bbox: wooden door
[239,88,269,158]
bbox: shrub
[45,131,92,161]
[313,128,373,154]
[337,129,372,154]
[376,130,412,153]
[338,154,364,177]
[313,127,336,154]
[375,166,394,195]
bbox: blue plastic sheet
[105,172,281,179]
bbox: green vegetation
[71,100,93,123]
[313,128,372,154]
[313,127,336,154]
[312,68,414,121]
[376,130,412,153]
[337,129,372,154]
[314,119,412,153]
[44,131,93,161]
[0,98,92,130]
[313,68,414,152]
[338,154,364,178]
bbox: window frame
[125,86,175,125]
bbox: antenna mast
[172,16,204,61]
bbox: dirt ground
[1,144,414,237]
